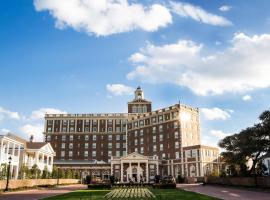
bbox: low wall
[0,179,80,190]
[206,176,270,188]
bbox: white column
[156,162,159,175]
[60,119,63,133]
[111,163,113,175]
[137,162,140,182]
[97,120,100,132]
[181,164,184,175]
[35,152,39,164]
[185,163,188,177]
[14,166,19,180]
[129,162,131,181]
[10,165,14,179]
[146,162,149,183]
[52,120,55,133]
[12,143,16,157]
[6,141,10,154]
[82,119,85,132]
[121,162,124,182]
[171,160,174,176]
[0,138,3,161]
[105,119,108,132]
[196,162,199,177]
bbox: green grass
[41,188,219,200]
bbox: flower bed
[104,187,156,199]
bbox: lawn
[42,188,219,200]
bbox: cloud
[0,107,20,121]
[242,95,252,101]
[210,130,230,139]
[201,108,231,120]
[219,5,232,12]
[128,33,270,95]
[30,108,67,120]
[34,0,172,36]
[106,84,134,96]
[0,128,11,134]
[170,1,232,26]
[20,124,44,142]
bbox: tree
[219,110,270,176]
[20,164,30,179]
[31,164,41,179]
[0,163,7,180]
[42,166,50,179]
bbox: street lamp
[4,156,12,192]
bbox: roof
[26,142,47,149]
[6,133,27,145]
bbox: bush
[152,183,176,189]
[177,175,185,183]
[88,183,111,190]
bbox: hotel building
[44,87,219,182]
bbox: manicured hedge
[152,183,176,189]
[87,183,112,189]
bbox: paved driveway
[177,184,270,200]
[0,184,86,200]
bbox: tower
[127,86,152,114]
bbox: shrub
[88,183,111,190]
[152,183,176,189]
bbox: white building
[0,133,55,179]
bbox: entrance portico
[111,152,159,183]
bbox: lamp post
[4,156,12,192]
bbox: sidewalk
[0,184,86,200]
[177,184,270,200]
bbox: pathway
[178,184,270,200]
[0,184,86,200]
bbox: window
[140,129,143,136]
[108,127,113,132]
[160,144,163,151]
[70,135,73,141]
[85,135,89,141]
[61,151,65,157]
[135,147,138,152]
[139,120,144,126]
[134,131,138,137]
[84,127,89,132]
[174,122,178,129]
[140,138,144,145]
[116,143,120,148]
[116,127,120,132]
[159,134,163,142]
[132,106,137,113]
[62,135,66,141]
[153,135,156,143]
[175,142,179,148]
[140,147,144,154]
[92,143,96,149]
[108,135,112,141]
[93,135,97,141]
[108,119,113,125]
[151,117,156,123]
[47,135,51,141]
[134,139,138,145]
[108,151,112,156]
[152,127,156,133]
[47,127,52,132]
[84,151,88,157]
[61,143,65,149]
[175,152,180,159]
[69,151,73,157]
[153,145,157,152]
[69,143,73,149]
[143,106,147,113]
[162,153,166,159]
[192,150,197,157]
[116,135,120,140]
[158,115,163,122]
[93,127,97,132]
[108,143,112,148]
[85,143,89,148]
[92,151,96,157]
[159,125,163,132]
[116,151,120,157]
[134,122,138,127]
[123,135,126,140]
[174,131,179,139]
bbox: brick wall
[0,179,79,190]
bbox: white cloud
[170,1,232,26]
[30,108,67,120]
[106,84,134,96]
[0,128,11,134]
[20,124,44,142]
[219,5,232,12]
[201,108,231,120]
[128,33,270,95]
[34,0,172,36]
[0,107,20,121]
[210,130,230,139]
[242,95,252,101]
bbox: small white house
[0,133,55,179]
[0,134,24,179]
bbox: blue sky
[1,0,270,146]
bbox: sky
[1,0,270,147]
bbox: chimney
[30,135,34,143]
